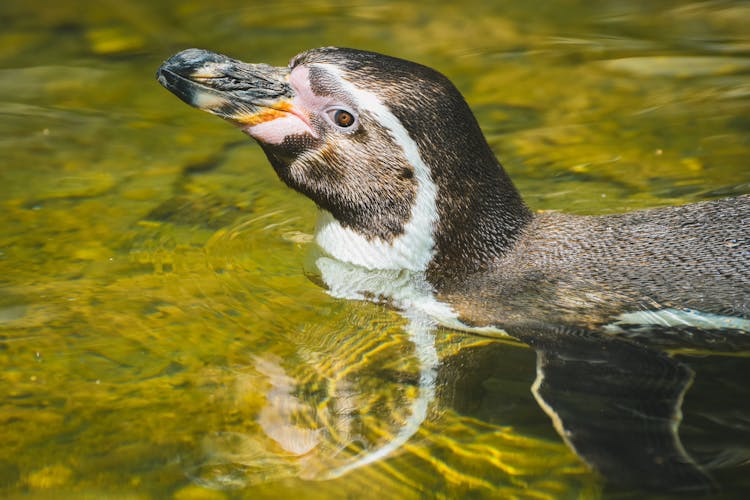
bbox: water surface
[1,1,749,498]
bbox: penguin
[157,47,750,337]
[157,48,750,493]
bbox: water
[1,0,749,498]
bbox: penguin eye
[333,110,354,127]
[325,108,358,130]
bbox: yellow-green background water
[1,0,749,498]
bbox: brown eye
[332,109,354,128]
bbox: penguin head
[158,47,529,276]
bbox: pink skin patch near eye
[243,65,331,145]
[244,114,311,144]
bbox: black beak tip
[158,48,225,76]
[155,48,292,112]
[156,48,209,92]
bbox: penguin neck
[309,150,531,311]
[383,90,534,291]
[427,152,533,290]
[311,126,533,292]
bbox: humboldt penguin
[157,48,750,493]
[156,47,750,336]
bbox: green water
[1,0,749,498]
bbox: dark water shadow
[439,324,750,496]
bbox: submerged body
[446,198,749,330]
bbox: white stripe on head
[311,63,439,272]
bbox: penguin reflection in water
[157,47,750,492]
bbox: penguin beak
[156,48,297,128]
